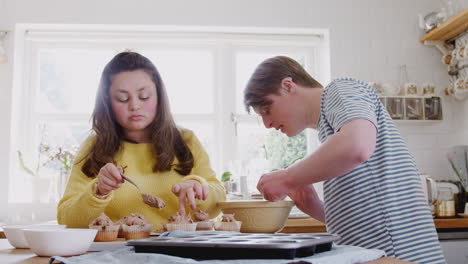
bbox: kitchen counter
[1,217,466,238]
[0,239,411,264]
[281,217,468,233]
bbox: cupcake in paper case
[122,223,153,240]
[115,216,128,238]
[116,213,147,238]
[193,210,214,231]
[215,213,242,232]
[89,213,120,242]
[118,213,153,240]
[165,212,197,232]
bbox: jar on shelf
[386,97,404,120]
[424,97,443,120]
[405,97,424,120]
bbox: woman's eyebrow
[115,87,148,93]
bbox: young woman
[244,56,445,264]
[57,52,225,230]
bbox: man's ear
[281,77,294,93]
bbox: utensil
[120,173,142,192]
[446,153,462,180]
[120,173,165,209]
[447,146,468,192]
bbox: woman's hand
[172,180,209,215]
[96,163,124,196]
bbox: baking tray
[127,232,340,259]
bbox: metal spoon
[120,173,165,209]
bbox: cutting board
[88,238,128,252]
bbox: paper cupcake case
[214,221,242,232]
[122,224,153,240]
[196,221,215,231]
[89,224,120,242]
[165,223,197,232]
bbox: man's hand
[288,184,325,223]
[257,169,292,202]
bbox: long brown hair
[81,51,194,177]
[244,56,322,112]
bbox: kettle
[420,173,437,203]
[420,173,437,217]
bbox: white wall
[0,0,464,211]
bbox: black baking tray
[127,232,340,259]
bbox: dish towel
[50,245,384,264]
[50,231,385,264]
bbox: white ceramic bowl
[23,228,97,257]
[217,200,294,233]
[2,224,66,248]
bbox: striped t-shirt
[317,78,445,264]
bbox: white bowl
[23,228,97,257]
[2,224,66,248]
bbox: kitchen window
[8,25,329,220]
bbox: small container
[405,97,424,120]
[437,200,455,218]
[386,97,404,120]
[404,83,419,96]
[424,97,442,120]
[436,186,456,218]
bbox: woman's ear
[281,77,294,93]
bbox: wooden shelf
[281,217,468,233]
[420,9,468,42]
[434,217,468,229]
[281,217,326,233]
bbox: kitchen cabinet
[419,9,468,42]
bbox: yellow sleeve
[180,129,226,218]
[56,136,114,228]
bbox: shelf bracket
[423,40,451,55]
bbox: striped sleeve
[323,78,377,132]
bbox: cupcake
[119,213,153,240]
[215,214,242,232]
[116,215,130,238]
[165,212,197,232]
[193,210,214,231]
[89,213,120,242]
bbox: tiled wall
[0,0,463,194]
[400,95,465,181]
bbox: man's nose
[262,116,273,128]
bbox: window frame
[7,24,330,219]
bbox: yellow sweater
[57,129,226,230]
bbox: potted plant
[221,171,233,194]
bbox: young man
[244,56,445,264]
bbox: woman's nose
[129,98,141,111]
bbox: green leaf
[17,151,36,177]
[221,171,232,182]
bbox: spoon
[120,173,165,209]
